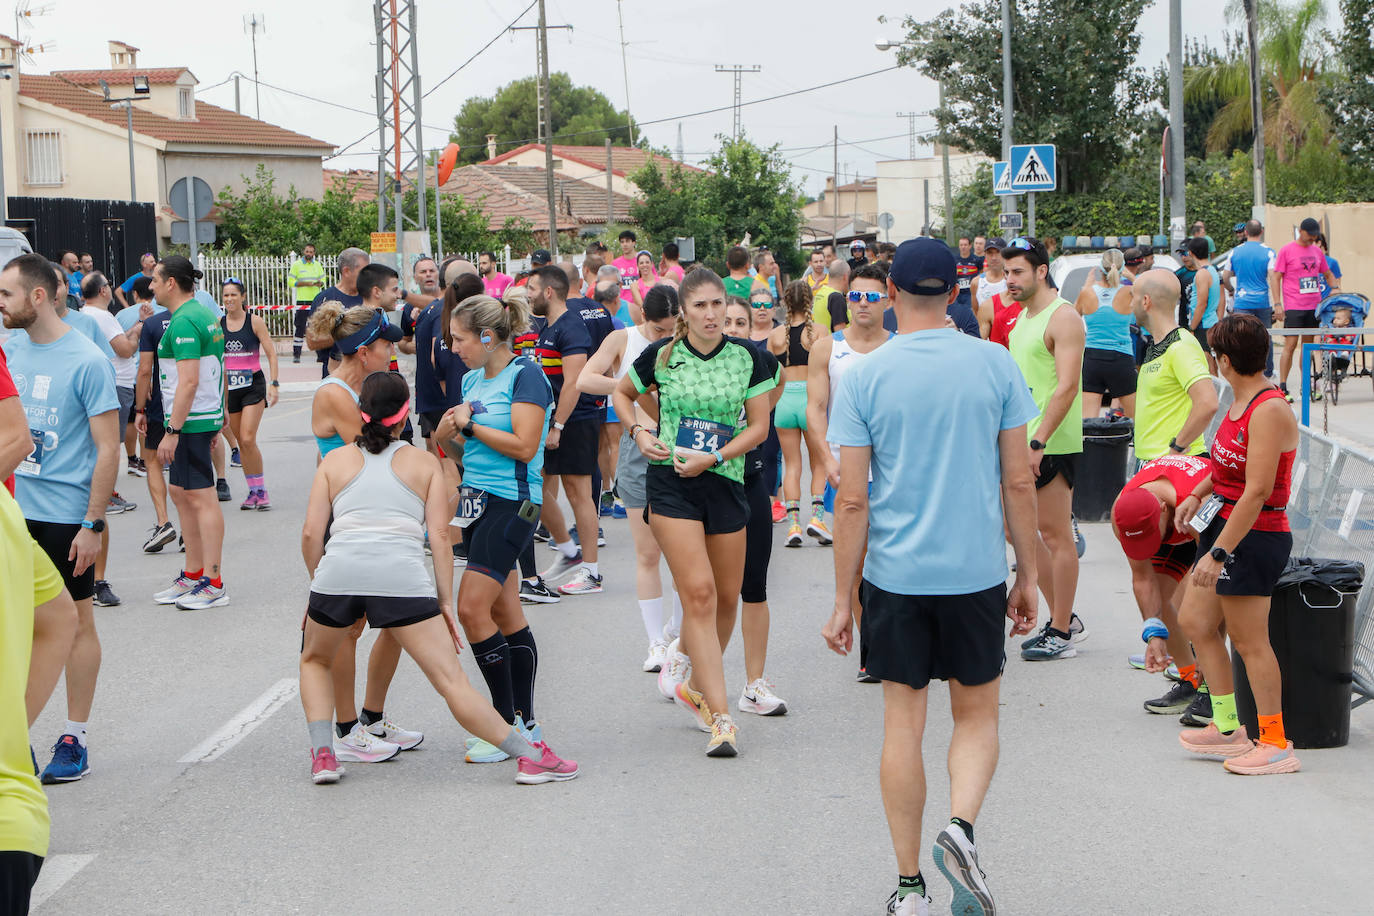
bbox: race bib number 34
[675,417,734,454]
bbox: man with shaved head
[1131,268,1218,466]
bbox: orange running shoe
[1179,724,1253,758]
[1224,740,1301,775]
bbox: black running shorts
[143,416,165,452]
[1034,452,1077,491]
[419,409,445,439]
[1152,538,1198,582]
[1081,348,1138,399]
[645,463,748,536]
[226,371,267,413]
[859,580,1008,689]
[1197,515,1292,597]
[169,430,216,490]
[26,519,94,602]
[463,491,537,584]
[307,592,441,629]
[0,851,44,915]
[544,418,600,476]
[1283,309,1320,330]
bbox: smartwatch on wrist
[270,379,280,388]
[1210,546,1230,563]
[1169,437,1186,454]
[81,518,106,533]
[1029,439,1046,451]
[166,424,182,436]
[460,419,476,438]
[711,449,724,466]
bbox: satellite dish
[438,143,461,186]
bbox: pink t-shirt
[483,272,514,299]
[612,256,638,301]
[663,263,685,283]
[1274,241,1328,311]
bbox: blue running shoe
[611,500,627,519]
[41,735,90,784]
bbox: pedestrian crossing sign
[993,161,1015,196]
[1009,144,1056,192]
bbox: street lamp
[99,75,150,202]
[875,38,954,244]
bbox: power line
[423,0,538,100]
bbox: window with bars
[23,130,62,186]
[178,88,194,119]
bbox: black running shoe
[93,580,121,607]
[533,524,550,543]
[1019,612,1085,650]
[1179,688,1213,727]
[216,479,231,502]
[1144,680,1197,715]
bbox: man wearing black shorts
[823,238,1039,916]
[1,252,120,786]
[528,266,604,595]
[133,278,177,552]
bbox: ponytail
[353,371,410,454]
[1100,248,1124,289]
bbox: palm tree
[1183,0,1332,163]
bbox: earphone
[480,331,493,347]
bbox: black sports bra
[784,322,810,367]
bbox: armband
[1142,616,1169,643]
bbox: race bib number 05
[675,416,734,454]
[453,485,488,529]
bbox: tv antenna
[14,1,54,68]
[243,13,265,118]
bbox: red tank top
[1211,388,1294,532]
[1123,455,1211,545]
[989,295,1023,348]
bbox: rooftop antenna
[243,13,265,119]
[14,1,53,70]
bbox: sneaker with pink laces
[1224,739,1301,775]
[311,747,341,784]
[514,741,579,784]
[240,492,262,511]
[1179,724,1253,758]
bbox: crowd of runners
[0,216,1321,914]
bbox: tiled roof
[19,74,334,151]
[53,68,191,86]
[482,143,703,178]
[478,165,635,224]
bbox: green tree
[1184,0,1332,163]
[1323,0,1374,169]
[890,0,1151,194]
[1150,37,1248,160]
[448,73,642,166]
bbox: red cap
[1113,487,1164,560]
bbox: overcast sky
[21,0,1340,194]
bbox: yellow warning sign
[370,232,397,253]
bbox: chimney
[485,133,497,160]
[108,40,139,70]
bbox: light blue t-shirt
[194,290,225,319]
[2,329,119,524]
[615,302,633,328]
[828,328,1038,595]
[4,309,115,358]
[460,356,552,503]
[1084,286,1134,356]
[116,302,166,333]
[1230,240,1276,310]
[1320,255,1341,300]
[1190,265,1221,329]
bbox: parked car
[0,227,33,267]
[1051,251,1182,303]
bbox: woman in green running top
[613,267,778,759]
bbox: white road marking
[178,678,299,763]
[30,853,95,910]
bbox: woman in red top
[1175,313,1300,774]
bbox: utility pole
[244,14,265,120]
[939,81,953,244]
[896,111,919,160]
[1000,0,1015,217]
[374,0,427,274]
[510,5,571,256]
[616,0,635,145]
[510,17,571,145]
[1243,0,1266,222]
[676,122,684,164]
[714,64,761,141]
[1168,0,1186,243]
[606,138,614,227]
[233,74,240,114]
[832,125,839,248]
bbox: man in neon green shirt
[287,244,326,363]
[1131,269,1218,461]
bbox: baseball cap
[889,237,956,296]
[530,248,552,266]
[1299,217,1321,234]
[984,237,1007,252]
[1112,488,1164,560]
[850,239,867,250]
[337,309,403,355]
[1123,246,1147,266]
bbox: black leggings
[741,471,773,603]
[0,852,43,915]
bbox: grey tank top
[310,440,434,598]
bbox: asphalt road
[26,386,1374,916]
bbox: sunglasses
[750,299,773,308]
[1006,238,1036,251]
[846,291,887,303]
[225,276,244,286]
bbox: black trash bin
[1232,558,1364,749]
[1071,416,1134,522]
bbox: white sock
[582,561,599,577]
[639,596,664,643]
[556,540,578,558]
[65,720,88,747]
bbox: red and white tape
[249,305,312,311]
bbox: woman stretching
[580,285,684,674]
[300,371,576,785]
[1176,314,1299,775]
[433,293,558,765]
[770,280,830,547]
[614,267,778,757]
[305,302,422,765]
[220,278,279,508]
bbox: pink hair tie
[360,403,410,426]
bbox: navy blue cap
[890,237,956,296]
[984,236,1008,251]
[337,309,403,355]
[531,248,553,265]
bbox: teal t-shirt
[460,357,553,502]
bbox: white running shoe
[738,677,788,716]
[540,550,584,582]
[153,574,198,605]
[558,566,603,595]
[365,716,423,751]
[657,638,691,702]
[885,890,932,915]
[175,579,229,611]
[334,723,401,763]
[643,640,669,673]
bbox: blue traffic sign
[992,161,1015,196]
[1009,144,1056,192]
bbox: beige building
[876,152,991,242]
[0,38,333,246]
[480,142,701,199]
[803,177,878,226]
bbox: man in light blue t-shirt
[822,237,1040,916]
[1224,219,1278,376]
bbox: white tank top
[827,329,893,464]
[976,273,1008,307]
[617,324,654,380]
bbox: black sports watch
[1210,546,1229,563]
[1169,437,1186,454]
[1029,439,1046,451]
[166,424,182,436]
[81,518,106,533]
[461,418,476,438]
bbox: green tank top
[1008,297,1083,455]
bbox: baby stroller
[1315,292,1369,406]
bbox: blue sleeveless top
[315,376,359,456]
[1084,285,1134,356]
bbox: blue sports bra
[315,376,359,456]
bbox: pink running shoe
[674,680,712,733]
[311,747,341,784]
[1179,724,1253,758]
[1224,740,1301,775]
[515,741,579,784]
[240,492,262,511]
[255,491,271,511]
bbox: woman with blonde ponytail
[769,280,830,546]
[1075,248,1138,418]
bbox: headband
[360,402,409,427]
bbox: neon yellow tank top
[1008,297,1083,455]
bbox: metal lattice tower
[896,111,919,160]
[714,64,760,140]
[374,0,426,236]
